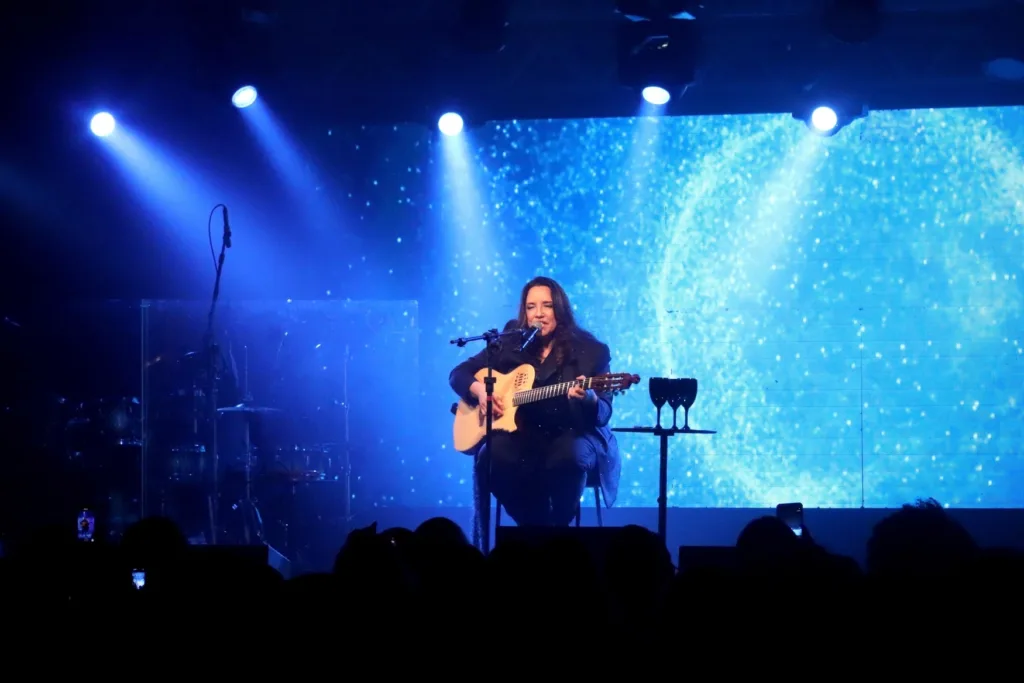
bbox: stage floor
[359,506,1024,567]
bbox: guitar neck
[513,378,590,407]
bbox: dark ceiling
[3,0,1024,128]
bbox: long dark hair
[515,276,596,364]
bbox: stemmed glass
[648,378,669,428]
[667,379,685,429]
[679,378,698,431]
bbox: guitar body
[452,364,535,454]
[451,364,640,455]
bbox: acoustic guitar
[452,364,641,454]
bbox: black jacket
[449,320,622,507]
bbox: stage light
[642,86,671,105]
[232,86,258,109]
[794,103,867,138]
[90,112,116,137]
[438,113,464,136]
[810,106,838,133]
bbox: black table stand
[611,426,717,545]
[450,326,525,552]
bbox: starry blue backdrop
[69,106,1023,511]
[413,107,1024,510]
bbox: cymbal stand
[278,347,351,561]
[140,301,150,520]
[341,344,352,533]
[239,413,254,544]
[242,345,253,505]
[242,344,253,404]
[206,347,221,544]
[239,347,264,545]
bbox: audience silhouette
[1,496,1018,645]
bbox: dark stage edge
[358,506,1024,568]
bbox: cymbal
[217,404,282,414]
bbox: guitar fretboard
[512,378,592,407]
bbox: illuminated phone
[77,509,96,542]
[776,502,804,537]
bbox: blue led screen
[412,107,1024,509]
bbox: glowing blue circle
[810,106,839,132]
[438,113,464,136]
[90,112,116,138]
[232,86,258,109]
[642,86,671,106]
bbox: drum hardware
[267,443,332,482]
[141,326,359,565]
[217,405,282,414]
[271,347,355,550]
[241,343,253,404]
[63,396,142,467]
[217,405,283,480]
[148,334,277,546]
[228,496,264,546]
[264,476,347,565]
[147,345,228,540]
[267,344,354,560]
[206,343,220,546]
[52,395,145,541]
[165,443,208,482]
[215,401,282,545]
[340,344,353,533]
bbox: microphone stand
[203,217,230,544]
[450,326,524,552]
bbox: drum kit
[55,340,354,560]
[0,306,359,570]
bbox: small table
[611,426,717,544]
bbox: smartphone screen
[776,502,804,537]
[77,509,96,542]
[132,570,146,590]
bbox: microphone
[222,206,232,249]
[519,320,542,352]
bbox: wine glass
[667,379,685,430]
[648,378,669,428]
[680,378,698,430]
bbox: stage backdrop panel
[414,107,1024,509]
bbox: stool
[576,468,604,527]
[495,468,603,528]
